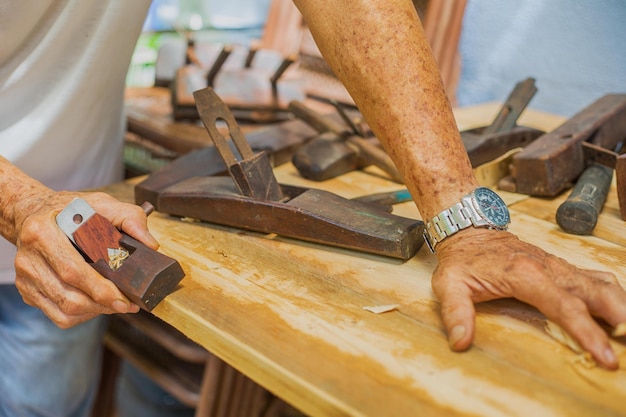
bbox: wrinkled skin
[4,0,624,377]
[12,190,158,328]
[292,0,626,370]
[432,228,626,369]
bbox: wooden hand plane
[289,78,542,184]
[56,199,185,311]
[172,43,305,123]
[289,100,403,183]
[155,87,424,259]
[503,94,626,220]
[461,77,544,167]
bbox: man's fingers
[15,274,109,328]
[432,276,476,351]
[45,230,138,312]
[550,298,617,370]
[568,270,626,329]
[512,279,618,369]
[15,234,138,321]
[88,193,159,250]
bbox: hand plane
[156,87,424,259]
[172,43,305,123]
[503,94,626,220]
[56,199,185,311]
[289,78,542,184]
[289,100,403,183]
[461,77,544,167]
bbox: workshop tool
[351,189,413,213]
[325,79,542,208]
[504,94,626,219]
[171,43,305,123]
[290,78,541,182]
[56,199,184,311]
[555,141,624,235]
[194,86,285,201]
[155,87,424,259]
[353,189,413,206]
[133,117,319,208]
[461,77,544,167]
[289,100,403,182]
[555,163,614,235]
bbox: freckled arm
[292,0,478,220]
[293,0,626,370]
[0,155,51,244]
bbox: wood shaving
[571,352,597,369]
[544,320,605,391]
[363,304,399,314]
[612,323,626,337]
[181,217,200,223]
[108,247,129,270]
[544,320,585,354]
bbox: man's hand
[12,190,159,328]
[432,228,626,370]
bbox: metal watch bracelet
[423,197,477,252]
[423,187,510,253]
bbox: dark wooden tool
[156,87,424,259]
[509,94,626,195]
[289,100,403,182]
[194,85,285,201]
[172,44,304,123]
[133,116,319,208]
[461,78,544,167]
[583,141,626,220]
[290,78,542,182]
[505,94,626,219]
[56,199,184,311]
[555,163,614,235]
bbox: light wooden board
[107,104,626,417]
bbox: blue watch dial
[474,187,510,227]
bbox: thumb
[432,274,477,351]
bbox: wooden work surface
[107,102,626,417]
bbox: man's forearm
[293,0,478,220]
[0,155,51,244]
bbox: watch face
[473,187,510,227]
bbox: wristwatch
[423,187,510,253]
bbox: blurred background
[126,0,626,118]
[126,0,271,87]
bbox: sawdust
[544,321,587,355]
[613,323,626,337]
[544,320,626,390]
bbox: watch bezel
[423,187,511,253]
[470,187,510,229]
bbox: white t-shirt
[0,0,151,284]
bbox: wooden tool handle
[288,101,346,135]
[346,136,403,183]
[207,45,233,87]
[270,55,297,86]
[194,87,284,201]
[555,163,613,235]
[483,77,537,134]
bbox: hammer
[555,141,623,235]
[289,101,403,182]
[555,164,613,235]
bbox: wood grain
[106,103,626,416]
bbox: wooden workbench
[107,103,626,417]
